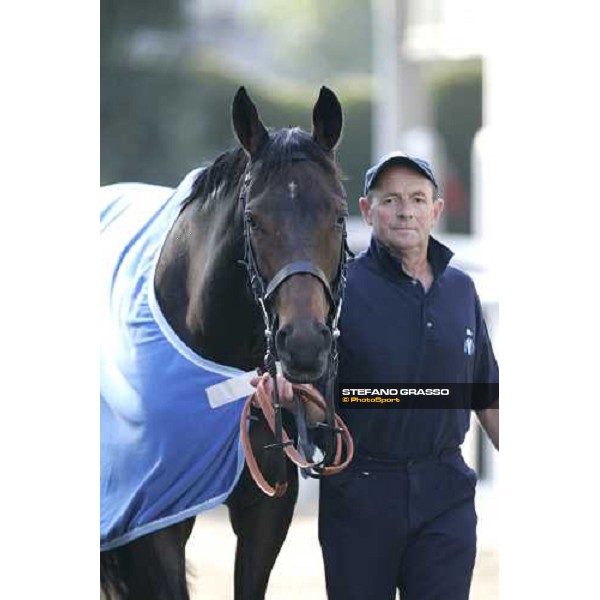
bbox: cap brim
[365,156,437,195]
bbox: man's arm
[476,399,499,450]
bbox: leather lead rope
[240,374,354,497]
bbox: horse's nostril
[318,322,332,345]
[276,325,291,351]
[276,321,331,359]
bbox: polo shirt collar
[368,235,454,281]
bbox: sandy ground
[187,484,498,600]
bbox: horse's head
[232,87,347,384]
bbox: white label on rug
[206,371,257,409]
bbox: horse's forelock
[255,128,340,181]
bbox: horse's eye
[245,213,258,230]
[335,215,346,229]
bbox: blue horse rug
[100,169,255,551]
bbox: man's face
[359,164,444,255]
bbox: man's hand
[250,373,295,409]
[250,373,326,426]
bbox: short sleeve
[471,291,499,411]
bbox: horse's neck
[155,196,265,371]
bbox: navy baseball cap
[364,151,439,195]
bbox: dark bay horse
[101,86,348,599]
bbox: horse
[100,86,350,599]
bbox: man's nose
[396,204,414,219]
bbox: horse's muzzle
[275,319,332,383]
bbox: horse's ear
[232,87,269,157]
[312,86,343,153]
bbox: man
[318,152,499,600]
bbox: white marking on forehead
[288,180,297,200]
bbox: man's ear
[359,196,372,226]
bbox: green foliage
[101,0,373,209]
[101,62,372,211]
[249,0,372,80]
[101,0,183,63]
[429,60,482,233]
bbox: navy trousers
[319,450,477,600]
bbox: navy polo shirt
[336,236,499,460]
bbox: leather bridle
[236,160,353,489]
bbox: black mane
[182,128,342,210]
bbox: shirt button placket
[424,295,433,331]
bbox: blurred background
[101,0,498,597]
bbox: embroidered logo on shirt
[464,328,475,356]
